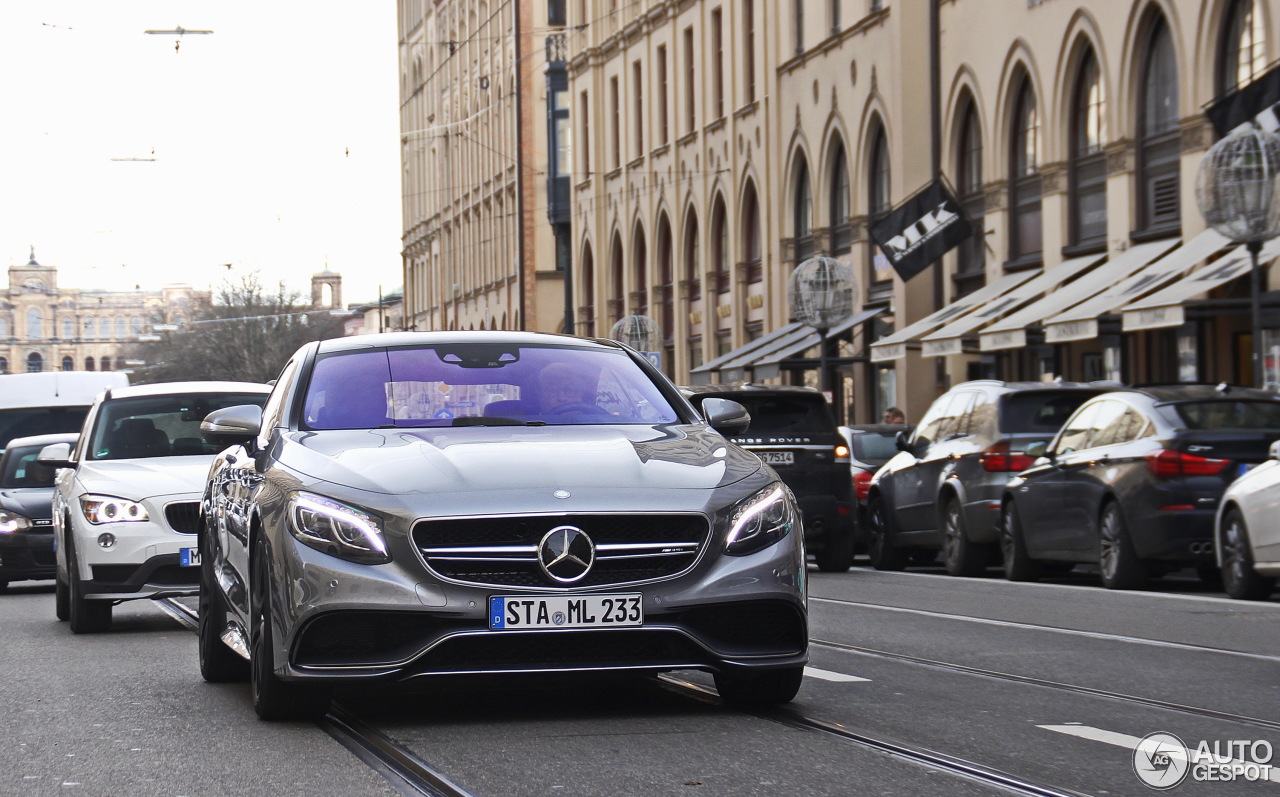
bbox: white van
[0,371,130,452]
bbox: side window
[912,393,957,448]
[938,391,978,440]
[260,358,301,432]
[1054,401,1103,454]
[1086,400,1129,448]
[967,392,996,444]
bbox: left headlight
[81,495,149,525]
[0,510,32,534]
[725,482,798,556]
[286,492,390,565]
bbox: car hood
[275,425,762,496]
[74,456,214,499]
[0,488,55,520]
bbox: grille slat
[414,513,709,588]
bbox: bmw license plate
[180,547,200,567]
[489,594,642,630]
[758,451,795,466]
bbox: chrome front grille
[413,513,710,588]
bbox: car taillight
[1145,449,1231,478]
[979,441,1036,473]
[853,469,873,500]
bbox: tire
[714,666,804,706]
[67,536,111,633]
[1000,501,1041,582]
[250,535,329,720]
[815,526,855,573]
[199,531,249,683]
[55,575,69,621]
[1098,502,1146,590]
[942,497,988,577]
[867,497,907,571]
[1220,510,1277,601]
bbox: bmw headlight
[725,483,798,556]
[286,492,390,565]
[81,495,149,524]
[0,509,32,533]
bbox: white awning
[689,322,804,375]
[1043,229,1233,343]
[978,239,1180,351]
[918,254,1106,358]
[868,270,1039,362]
[1120,238,1280,330]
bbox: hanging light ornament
[608,314,661,352]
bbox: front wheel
[714,666,804,706]
[815,526,855,573]
[199,532,249,683]
[1220,510,1277,600]
[1098,502,1146,590]
[1000,501,1040,582]
[867,497,907,571]
[55,575,69,621]
[250,536,329,720]
[67,536,111,633]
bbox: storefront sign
[1045,319,1098,343]
[870,342,907,362]
[979,329,1026,351]
[1123,304,1185,331]
[921,338,962,358]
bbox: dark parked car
[683,384,857,572]
[1001,384,1280,589]
[867,380,1107,575]
[199,332,808,719]
[840,424,906,550]
[0,432,78,590]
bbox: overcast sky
[0,2,402,306]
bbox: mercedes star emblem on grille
[538,525,595,583]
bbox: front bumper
[81,552,200,599]
[0,531,56,581]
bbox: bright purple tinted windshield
[302,344,680,429]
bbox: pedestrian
[883,406,906,424]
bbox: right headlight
[0,509,32,534]
[725,482,798,556]
[286,492,390,565]
[80,495,149,525]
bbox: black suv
[682,384,856,571]
[867,380,1107,575]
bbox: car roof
[1112,384,1280,403]
[4,432,80,449]
[103,381,272,400]
[313,330,626,356]
[679,383,824,398]
[845,423,908,433]
[949,379,1107,392]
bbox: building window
[116,357,126,371]
[794,156,814,261]
[61,356,74,372]
[657,45,669,145]
[115,316,126,338]
[1137,14,1180,236]
[1069,48,1108,250]
[831,0,841,32]
[0,357,7,374]
[743,2,756,104]
[1219,0,1266,94]
[867,126,891,287]
[713,198,730,294]
[658,216,674,343]
[830,141,851,253]
[26,308,42,340]
[85,356,95,371]
[954,97,986,297]
[610,76,621,170]
[685,212,701,301]
[131,316,143,335]
[26,353,42,373]
[794,0,804,53]
[580,90,591,176]
[581,245,596,338]
[0,317,7,338]
[633,60,644,157]
[553,90,571,178]
[711,9,724,119]
[84,318,95,339]
[743,182,763,283]
[688,336,704,370]
[1009,74,1043,266]
[684,27,696,134]
[633,225,648,315]
[62,317,74,339]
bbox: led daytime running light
[287,492,389,564]
[80,495,149,525]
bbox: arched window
[116,357,126,370]
[131,316,143,335]
[633,224,648,315]
[85,356,95,372]
[1137,13,1180,235]
[954,96,986,296]
[26,309,42,340]
[712,197,730,294]
[793,156,814,260]
[742,182,762,283]
[657,214,675,367]
[829,142,852,252]
[867,125,892,288]
[1009,74,1042,265]
[84,318,95,339]
[61,356,74,372]
[26,353,42,373]
[580,244,596,338]
[685,212,701,301]
[1219,0,1266,94]
[610,235,625,324]
[116,316,126,338]
[62,317,74,339]
[0,357,7,374]
[0,317,7,338]
[1069,47,1108,250]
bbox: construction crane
[143,25,213,53]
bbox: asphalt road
[3,561,1277,797]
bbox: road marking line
[810,597,1280,663]
[804,666,870,682]
[1038,724,1280,785]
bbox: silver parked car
[198,332,808,719]
[1215,440,1280,600]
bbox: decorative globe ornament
[788,256,856,331]
[1196,125,1280,244]
[608,314,661,352]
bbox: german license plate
[180,547,200,567]
[489,594,642,630]
[758,451,794,465]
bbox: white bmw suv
[41,382,269,633]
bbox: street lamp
[787,256,856,392]
[609,314,662,368]
[1196,125,1280,386]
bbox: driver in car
[538,362,600,416]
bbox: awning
[978,239,1180,351]
[689,322,804,377]
[1120,237,1280,331]
[755,307,887,368]
[918,254,1106,357]
[869,270,1039,362]
[687,308,885,383]
[1043,229,1233,343]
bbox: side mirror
[895,429,913,452]
[1024,441,1049,459]
[702,397,751,436]
[37,442,76,470]
[1270,439,1280,461]
[202,404,263,448]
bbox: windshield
[0,443,58,488]
[999,391,1099,434]
[851,432,899,463]
[1170,400,1280,430]
[0,407,89,451]
[301,344,681,429]
[88,393,268,460]
[710,395,834,437]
